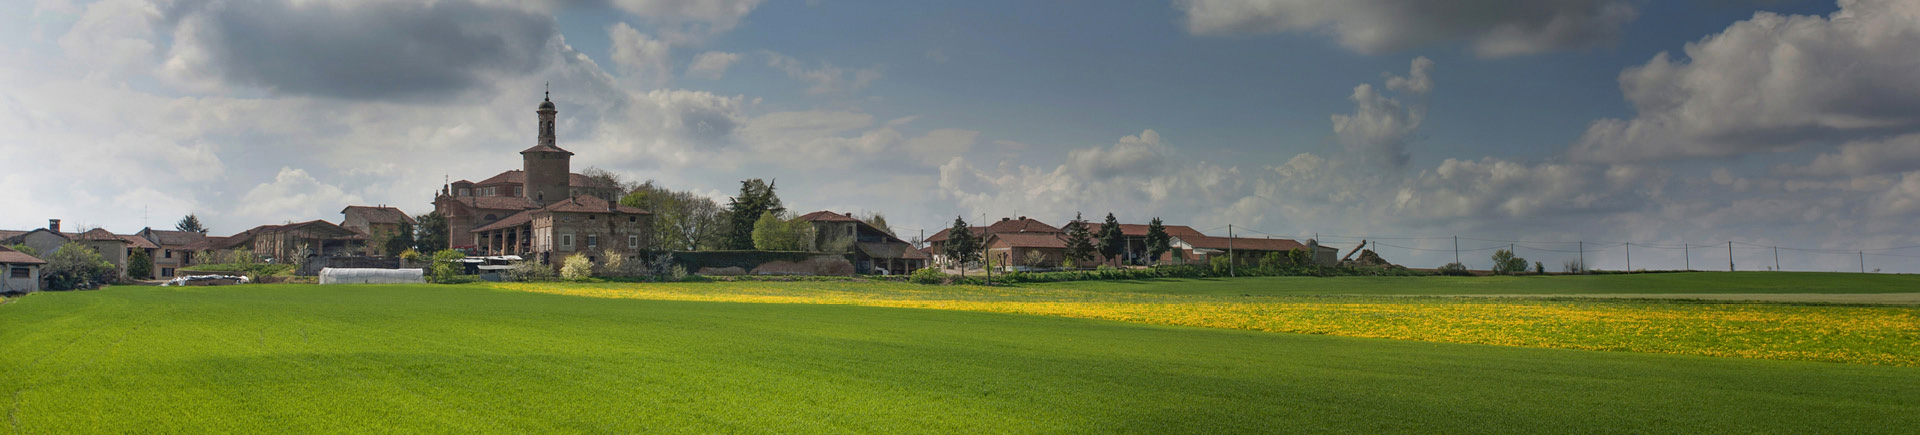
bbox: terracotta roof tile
[1085,223,1206,238]
[0,245,45,264]
[540,195,650,214]
[987,232,1068,249]
[1178,235,1310,252]
[471,170,605,189]
[798,210,861,222]
[471,210,533,233]
[142,230,207,246]
[119,235,158,249]
[77,228,128,242]
[520,144,574,155]
[453,195,542,211]
[340,206,417,225]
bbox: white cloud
[609,22,673,87]
[765,52,884,95]
[1333,57,1431,168]
[1570,0,1920,163]
[1178,0,1637,57]
[686,51,740,79]
[1774,133,1920,177]
[608,0,763,43]
[236,167,364,222]
[1066,129,1171,179]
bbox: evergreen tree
[414,212,450,254]
[385,222,415,256]
[1096,212,1125,265]
[1144,217,1171,266]
[1062,213,1094,268]
[175,214,208,234]
[127,248,153,279]
[724,179,783,250]
[943,216,980,278]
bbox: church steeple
[536,82,558,148]
[523,85,572,205]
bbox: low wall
[672,251,854,276]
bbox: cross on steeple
[544,81,550,101]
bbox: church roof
[520,144,573,155]
[540,195,649,214]
[473,170,603,188]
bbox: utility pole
[1625,242,1631,273]
[1727,241,1734,272]
[1578,241,1584,273]
[1774,246,1780,271]
[1684,244,1690,271]
[1861,251,1867,273]
[1228,225,1236,278]
[1453,236,1460,264]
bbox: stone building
[435,92,653,267]
[0,245,44,293]
[798,211,925,275]
[198,220,366,263]
[339,206,416,255]
[136,228,206,279]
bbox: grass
[2,283,1917,433]
[1017,271,1920,296]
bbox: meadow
[2,273,1917,433]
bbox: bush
[1564,259,1585,274]
[429,250,467,283]
[1535,261,1545,274]
[560,254,593,280]
[398,248,424,263]
[1208,256,1231,275]
[43,242,116,290]
[1490,249,1529,275]
[1437,262,1472,276]
[127,248,153,279]
[669,264,689,282]
[504,261,557,282]
[909,267,947,285]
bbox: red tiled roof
[520,144,574,155]
[987,232,1068,249]
[181,236,230,251]
[1085,223,1206,238]
[472,170,605,188]
[925,226,985,243]
[141,229,206,246]
[119,235,158,249]
[985,217,1061,234]
[471,210,533,233]
[798,210,861,223]
[541,195,649,214]
[1178,235,1310,252]
[77,228,128,242]
[340,206,417,225]
[901,246,931,260]
[452,195,542,211]
[0,230,26,241]
[0,245,45,264]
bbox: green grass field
[4,274,1919,433]
[1018,271,1920,296]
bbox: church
[433,92,653,266]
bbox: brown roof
[451,195,542,211]
[925,226,984,243]
[855,242,921,259]
[987,232,1068,249]
[341,206,417,225]
[986,217,1061,234]
[798,210,862,223]
[472,170,604,189]
[181,236,230,251]
[119,235,158,250]
[77,228,129,242]
[1085,223,1207,238]
[471,210,534,233]
[520,144,574,155]
[1178,235,1310,252]
[141,229,207,246]
[540,195,650,214]
[0,245,45,264]
[0,230,26,241]
[902,246,931,260]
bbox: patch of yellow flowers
[489,281,1920,366]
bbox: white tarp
[318,268,426,285]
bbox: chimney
[48,219,60,232]
[1018,216,1026,220]
[1000,217,1010,222]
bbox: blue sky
[4,0,1919,272]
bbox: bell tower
[522,84,573,204]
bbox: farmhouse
[799,211,926,275]
[437,93,653,267]
[135,228,206,279]
[1169,235,1338,267]
[339,206,416,255]
[198,220,367,263]
[0,245,44,293]
[1082,222,1208,266]
[926,216,1061,267]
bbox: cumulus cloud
[157,0,555,101]
[1066,129,1172,179]
[765,52,884,95]
[1333,57,1432,168]
[1774,133,1920,177]
[1178,0,1637,57]
[609,22,672,86]
[607,0,761,42]
[686,51,740,79]
[1571,0,1920,163]
[236,167,364,222]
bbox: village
[1,93,1370,293]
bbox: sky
[4,0,1920,272]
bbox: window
[628,216,636,223]
[560,234,573,250]
[587,235,598,248]
[588,215,595,220]
[9,267,27,279]
[629,235,639,248]
[161,268,174,277]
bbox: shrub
[1563,259,1585,274]
[1535,261,1545,274]
[909,267,947,285]
[6,244,37,257]
[398,248,424,263]
[1287,249,1312,267]
[1209,256,1231,275]
[669,264,689,282]
[504,261,557,282]
[1259,252,1286,269]
[43,242,116,290]
[1437,262,1472,276]
[127,248,153,279]
[429,249,467,283]
[1490,249,1529,275]
[560,254,593,280]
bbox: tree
[751,211,813,251]
[860,212,894,236]
[560,253,594,280]
[943,217,980,278]
[1490,249,1529,275]
[1096,212,1125,266]
[429,249,467,283]
[127,249,153,279]
[44,242,115,290]
[622,180,725,251]
[384,222,415,256]
[1022,249,1048,268]
[1287,249,1312,268]
[175,214,208,235]
[1062,213,1094,268]
[578,167,632,202]
[1144,218,1170,266]
[724,179,783,250]
[5,244,36,257]
[414,212,449,254]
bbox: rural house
[926,216,1061,268]
[799,211,926,275]
[0,245,45,293]
[1168,235,1339,267]
[135,228,207,279]
[340,206,416,255]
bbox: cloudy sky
[4,0,1919,272]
